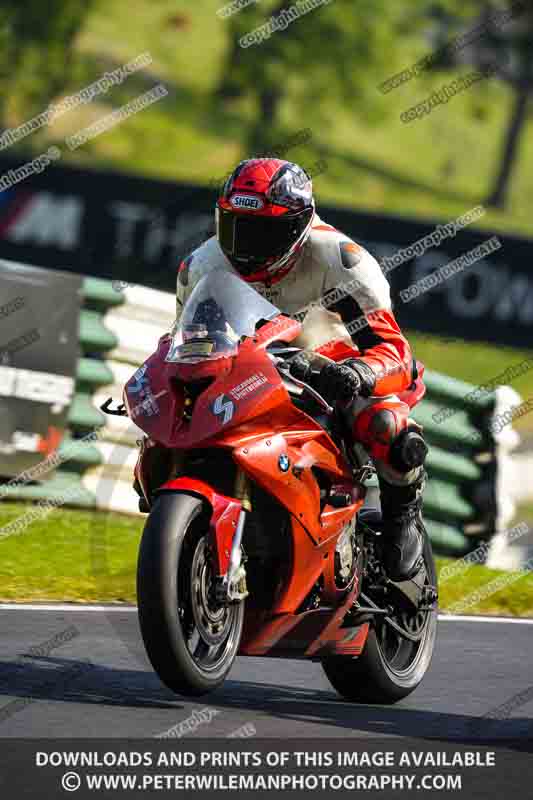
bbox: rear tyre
[322,535,437,704]
[137,493,244,697]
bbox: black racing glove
[289,352,372,407]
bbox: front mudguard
[157,477,242,576]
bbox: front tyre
[322,535,437,704]
[137,493,244,697]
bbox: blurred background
[0,2,531,377]
[0,0,531,609]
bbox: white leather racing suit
[175,214,420,484]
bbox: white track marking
[0,604,532,624]
[438,613,533,624]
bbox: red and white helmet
[216,158,315,282]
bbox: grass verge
[0,502,531,615]
[0,502,142,603]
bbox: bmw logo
[278,454,290,472]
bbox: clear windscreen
[165,271,280,364]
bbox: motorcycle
[103,270,438,701]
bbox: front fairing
[123,334,185,445]
[172,342,289,449]
[123,316,304,449]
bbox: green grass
[1,502,532,616]
[517,501,533,520]
[437,557,533,618]
[513,502,533,532]
[0,501,143,602]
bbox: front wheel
[322,535,437,704]
[137,493,244,697]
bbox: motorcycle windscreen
[166,271,281,364]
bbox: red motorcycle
[108,271,437,701]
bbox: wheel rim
[178,533,242,674]
[374,566,437,678]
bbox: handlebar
[269,347,334,415]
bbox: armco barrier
[0,277,126,508]
[1,279,520,557]
[411,374,520,555]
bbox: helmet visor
[217,206,313,266]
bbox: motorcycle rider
[175,158,428,582]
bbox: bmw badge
[278,453,290,472]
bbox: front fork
[216,467,251,604]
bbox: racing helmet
[216,158,315,283]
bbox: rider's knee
[389,426,428,473]
[368,409,398,445]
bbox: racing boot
[378,469,427,582]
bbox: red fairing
[128,307,427,660]
[127,317,302,451]
[123,335,185,444]
[158,477,242,575]
[170,345,289,450]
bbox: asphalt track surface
[0,605,531,741]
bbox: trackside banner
[0,260,81,478]
[0,154,531,347]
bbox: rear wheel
[137,493,244,696]
[322,534,437,704]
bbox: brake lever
[266,346,302,357]
[100,397,128,416]
[277,364,334,415]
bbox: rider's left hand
[315,361,362,407]
[289,353,361,407]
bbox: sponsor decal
[229,372,268,400]
[129,364,149,393]
[127,365,160,417]
[211,373,268,425]
[177,340,214,357]
[212,393,235,424]
[230,194,264,210]
[137,391,160,417]
[129,389,166,420]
